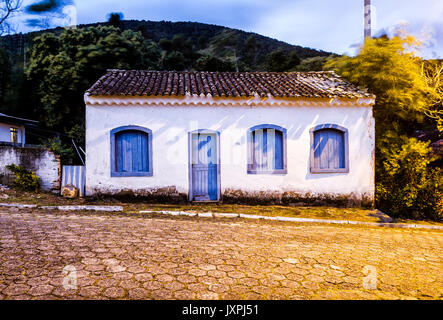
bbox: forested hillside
[0,19,332,62]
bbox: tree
[325,36,435,133]
[108,12,123,29]
[0,47,9,104]
[162,51,186,71]
[0,0,22,34]
[286,51,301,70]
[159,38,172,51]
[195,54,235,72]
[325,35,441,220]
[266,49,300,72]
[209,30,240,71]
[26,26,161,145]
[159,34,199,70]
[171,34,186,51]
[421,60,443,131]
[294,55,334,72]
[241,35,261,68]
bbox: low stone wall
[0,145,61,191]
[86,185,374,208]
[222,189,374,208]
[87,186,188,204]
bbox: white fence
[61,165,85,197]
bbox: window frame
[309,124,349,174]
[247,124,287,175]
[110,125,153,177]
[10,127,18,144]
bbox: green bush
[6,164,41,192]
[42,136,75,164]
[376,136,442,221]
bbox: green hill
[0,19,335,72]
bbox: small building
[0,113,60,191]
[0,113,39,146]
[84,70,375,206]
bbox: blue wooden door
[191,133,218,201]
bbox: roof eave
[85,93,375,107]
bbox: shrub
[42,136,75,164]
[376,136,442,221]
[6,164,41,192]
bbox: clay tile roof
[86,70,374,100]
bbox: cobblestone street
[0,210,442,300]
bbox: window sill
[111,172,153,177]
[310,168,349,174]
[247,170,287,175]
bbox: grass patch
[2,188,442,226]
[136,203,391,223]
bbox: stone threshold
[139,210,443,231]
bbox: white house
[85,70,375,206]
[0,113,38,146]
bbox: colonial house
[84,70,375,206]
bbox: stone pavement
[0,209,442,300]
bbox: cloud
[26,0,73,14]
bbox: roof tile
[86,70,374,100]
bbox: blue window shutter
[252,130,257,170]
[141,132,148,172]
[314,130,326,169]
[124,132,132,172]
[314,129,345,170]
[249,126,285,173]
[115,133,124,172]
[262,129,268,170]
[115,130,149,173]
[274,130,283,170]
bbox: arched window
[110,126,153,177]
[248,124,287,174]
[310,124,349,173]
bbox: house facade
[85,70,375,206]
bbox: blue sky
[11,0,443,58]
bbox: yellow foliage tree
[325,35,442,220]
[421,60,443,131]
[325,36,437,133]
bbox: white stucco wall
[0,123,25,144]
[85,99,375,202]
[0,145,60,191]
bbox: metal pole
[72,139,85,166]
[364,0,372,38]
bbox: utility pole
[364,0,371,38]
